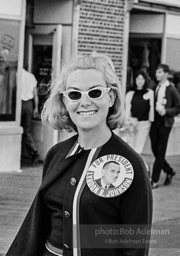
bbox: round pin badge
[86,154,134,198]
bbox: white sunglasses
[62,87,111,101]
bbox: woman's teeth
[78,111,96,116]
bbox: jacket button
[70,177,76,186]
[64,211,70,218]
[63,243,70,250]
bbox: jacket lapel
[39,152,84,192]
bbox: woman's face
[135,74,145,90]
[63,69,115,133]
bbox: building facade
[0,0,25,172]
[0,0,180,171]
[129,0,180,87]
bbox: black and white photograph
[0,0,180,256]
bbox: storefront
[1,0,180,172]
[0,0,78,171]
[23,0,75,160]
[129,0,180,155]
[128,0,180,88]
[0,0,26,171]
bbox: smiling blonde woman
[6,53,152,256]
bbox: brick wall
[77,0,126,79]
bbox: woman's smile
[77,110,97,116]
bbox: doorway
[24,25,62,160]
[33,42,52,116]
[127,37,162,91]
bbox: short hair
[41,52,125,132]
[133,70,149,92]
[103,161,120,170]
[157,64,170,73]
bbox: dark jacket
[154,83,180,127]
[6,133,152,256]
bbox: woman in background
[125,70,154,173]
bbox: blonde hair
[41,52,124,132]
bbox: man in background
[95,161,121,189]
[21,68,39,163]
[150,64,180,189]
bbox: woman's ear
[108,90,116,107]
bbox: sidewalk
[0,162,42,256]
[0,155,180,256]
[144,155,180,256]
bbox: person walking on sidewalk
[125,70,154,174]
[6,53,152,256]
[21,68,40,163]
[150,64,180,189]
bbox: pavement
[0,155,180,256]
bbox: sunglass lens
[89,89,102,99]
[68,91,81,100]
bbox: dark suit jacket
[6,133,152,256]
[154,83,180,127]
[95,178,115,188]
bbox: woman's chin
[77,124,96,132]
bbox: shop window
[0,19,19,121]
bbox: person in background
[6,53,152,256]
[150,64,180,189]
[173,71,180,95]
[125,70,154,174]
[21,67,40,163]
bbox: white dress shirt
[156,80,169,112]
[21,69,37,101]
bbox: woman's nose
[79,94,92,106]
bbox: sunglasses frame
[62,87,111,101]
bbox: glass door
[27,25,62,160]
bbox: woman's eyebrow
[67,85,105,90]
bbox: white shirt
[21,69,37,101]
[156,80,169,112]
[156,80,169,103]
